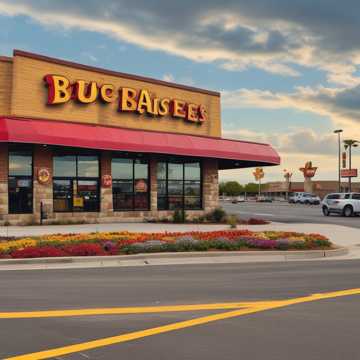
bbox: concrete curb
[0,247,349,269]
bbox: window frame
[8,148,34,214]
[112,157,150,211]
[157,160,202,211]
[53,153,100,213]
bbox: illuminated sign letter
[99,84,115,103]
[198,104,208,122]
[137,89,154,114]
[158,98,170,116]
[75,80,98,104]
[120,88,137,111]
[186,103,199,122]
[171,99,186,118]
[44,75,71,105]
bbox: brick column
[33,145,53,222]
[202,159,218,212]
[0,143,8,218]
[149,157,157,212]
[100,151,113,216]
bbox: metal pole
[349,145,352,192]
[338,132,341,192]
[258,179,261,197]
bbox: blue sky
[1,1,360,184]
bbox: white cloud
[1,0,360,84]
[162,73,175,82]
[222,85,360,134]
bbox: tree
[219,181,243,196]
[219,181,227,196]
[244,182,260,193]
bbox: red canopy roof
[0,117,280,169]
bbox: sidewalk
[0,222,359,270]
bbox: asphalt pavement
[222,201,360,228]
[1,261,360,359]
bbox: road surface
[1,261,360,359]
[222,201,360,228]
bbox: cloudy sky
[1,0,359,184]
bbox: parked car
[322,192,360,217]
[288,192,310,204]
[231,196,245,204]
[256,195,273,203]
[299,193,321,205]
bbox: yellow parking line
[5,288,360,360]
[0,302,254,319]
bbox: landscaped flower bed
[0,230,332,259]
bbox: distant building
[262,181,360,199]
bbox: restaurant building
[0,50,280,225]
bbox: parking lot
[221,201,360,229]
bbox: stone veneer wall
[33,145,53,222]
[202,159,219,212]
[0,147,219,225]
[0,143,8,219]
[100,151,113,216]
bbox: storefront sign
[341,169,358,178]
[102,174,112,188]
[43,75,208,124]
[135,179,148,193]
[342,152,347,168]
[73,196,84,207]
[299,161,317,178]
[37,168,51,184]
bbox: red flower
[63,243,106,256]
[11,246,67,258]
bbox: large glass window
[112,158,149,211]
[157,161,202,210]
[53,154,99,212]
[8,150,33,214]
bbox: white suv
[322,193,360,217]
[299,193,321,205]
[289,192,320,205]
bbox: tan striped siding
[0,59,12,116]
[11,55,221,137]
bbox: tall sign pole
[299,161,317,193]
[334,129,343,192]
[343,139,359,192]
[253,168,264,197]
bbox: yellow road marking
[4,288,360,360]
[0,302,254,319]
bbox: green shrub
[206,207,226,223]
[173,210,187,223]
[291,241,307,250]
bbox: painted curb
[0,247,349,267]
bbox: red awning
[0,117,280,169]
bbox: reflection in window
[112,158,149,211]
[157,161,202,210]
[8,150,33,214]
[53,154,99,212]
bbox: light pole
[334,129,343,192]
[343,139,359,192]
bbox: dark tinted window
[53,154,100,212]
[8,151,33,214]
[327,194,341,200]
[112,158,149,211]
[157,161,202,210]
[352,193,360,200]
